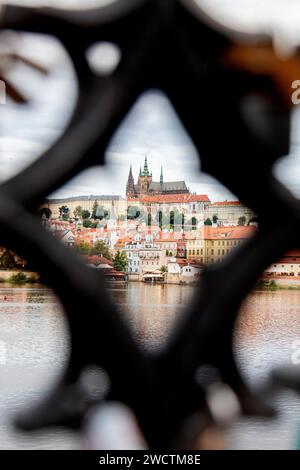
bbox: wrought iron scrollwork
[0,0,299,448]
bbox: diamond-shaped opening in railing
[37,90,256,352]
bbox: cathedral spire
[126,164,136,197]
[143,155,149,176]
[160,165,163,184]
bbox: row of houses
[47,221,300,285]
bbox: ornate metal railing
[0,0,300,448]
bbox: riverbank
[256,278,300,291]
[0,270,39,285]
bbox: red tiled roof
[81,255,113,266]
[274,250,300,264]
[211,201,241,206]
[128,194,210,204]
[204,225,256,240]
[174,258,203,268]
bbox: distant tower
[126,165,136,198]
[160,166,163,185]
[138,156,153,196]
[143,155,149,176]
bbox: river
[0,283,300,449]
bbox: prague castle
[126,157,190,198]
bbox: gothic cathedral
[126,157,190,198]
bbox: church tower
[126,165,136,198]
[138,156,152,196]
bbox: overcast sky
[1,0,300,201]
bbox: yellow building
[185,231,205,263]
[186,226,256,264]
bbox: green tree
[238,216,246,226]
[204,217,212,226]
[113,251,127,272]
[59,205,70,220]
[82,209,91,220]
[0,250,16,269]
[83,219,92,228]
[90,240,111,259]
[160,265,167,273]
[92,200,98,219]
[9,272,27,284]
[73,205,83,219]
[191,217,197,230]
[212,214,218,224]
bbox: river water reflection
[0,283,300,449]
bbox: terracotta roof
[274,250,300,264]
[211,201,242,206]
[174,258,203,268]
[128,194,210,204]
[81,255,113,266]
[204,225,256,240]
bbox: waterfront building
[203,226,256,264]
[167,257,203,284]
[138,244,166,275]
[264,250,300,277]
[124,241,142,275]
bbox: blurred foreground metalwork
[0,0,300,448]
